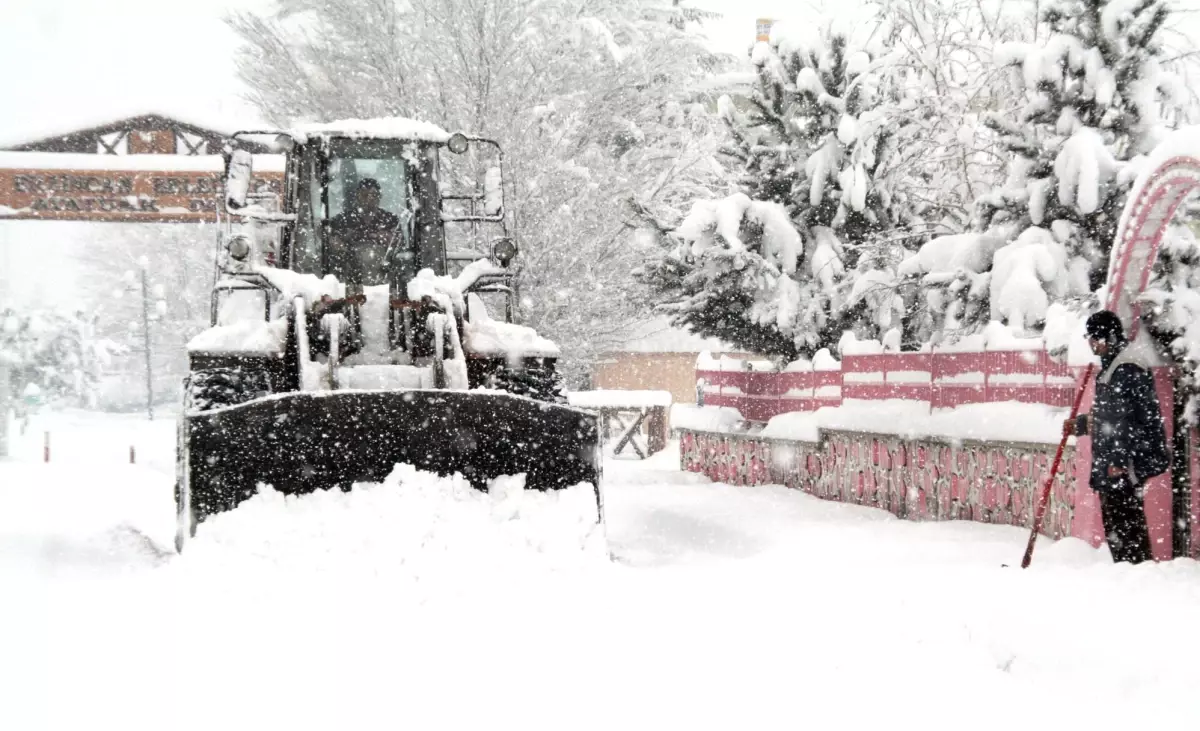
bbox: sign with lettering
[0,168,286,223]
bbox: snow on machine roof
[284,117,453,145]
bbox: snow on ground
[2,408,1200,730]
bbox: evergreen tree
[637,14,915,360]
[950,0,1181,335]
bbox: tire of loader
[185,367,270,412]
[486,360,566,404]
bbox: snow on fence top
[287,118,452,144]
[697,351,778,372]
[782,348,841,372]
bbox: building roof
[0,111,270,153]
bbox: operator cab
[290,136,446,296]
[215,121,518,366]
[221,124,514,295]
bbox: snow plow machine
[174,119,602,552]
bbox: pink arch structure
[1105,130,1200,333]
[1074,128,1200,558]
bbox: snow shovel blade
[183,389,602,525]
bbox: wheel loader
[174,118,602,552]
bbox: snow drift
[179,463,609,576]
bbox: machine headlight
[227,233,251,261]
[447,132,470,154]
[492,237,518,266]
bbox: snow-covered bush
[963,0,1182,334]
[0,308,118,409]
[897,232,1007,339]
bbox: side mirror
[484,167,503,217]
[224,149,254,210]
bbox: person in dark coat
[1063,310,1171,564]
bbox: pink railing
[698,350,1081,421]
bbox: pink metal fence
[698,350,1081,421]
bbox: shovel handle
[1020,363,1094,569]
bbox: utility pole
[141,266,154,421]
[0,360,9,458]
[1,227,11,455]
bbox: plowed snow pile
[179,465,608,580]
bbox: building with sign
[0,112,282,408]
[6,113,271,157]
[0,113,283,224]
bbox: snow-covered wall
[678,379,1197,561]
[678,427,1081,542]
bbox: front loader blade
[182,390,602,526]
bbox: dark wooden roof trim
[5,114,270,153]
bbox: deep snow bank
[179,464,608,578]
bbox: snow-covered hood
[187,318,288,355]
[463,319,560,359]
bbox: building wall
[593,352,751,404]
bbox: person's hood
[1098,336,1159,384]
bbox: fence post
[982,343,990,403]
[43,431,50,463]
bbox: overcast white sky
[0,0,817,148]
[0,0,266,148]
[0,0,1195,145]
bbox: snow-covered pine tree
[0,308,117,409]
[964,0,1182,335]
[637,14,913,360]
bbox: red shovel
[1018,363,1095,569]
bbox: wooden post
[43,431,50,463]
[130,445,136,465]
[647,406,667,454]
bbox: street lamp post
[0,359,9,458]
[120,257,165,421]
[140,266,153,421]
